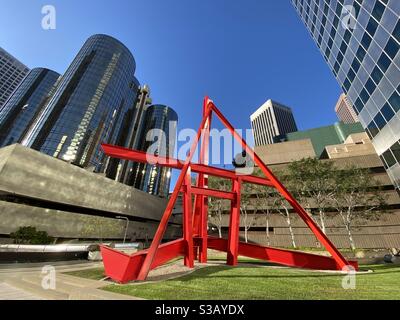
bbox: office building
[250,99,298,146]
[276,121,365,157]
[292,0,400,191]
[0,68,60,147]
[0,47,29,108]
[335,93,359,123]
[117,84,153,185]
[130,104,178,198]
[247,137,400,249]
[21,34,139,174]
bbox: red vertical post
[227,178,241,266]
[183,166,194,268]
[194,97,212,263]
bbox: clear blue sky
[0,0,342,185]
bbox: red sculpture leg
[183,166,194,268]
[227,178,241,266]
[208,237,358,271]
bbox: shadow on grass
[176,263,400,282]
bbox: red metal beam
[100,238,186,283]
[183,167,194,268]
[207,237,358,271]
[101,144,274,187]
[226,179,241,266]
[191,186,236,200]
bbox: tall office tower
[0,68,60,147]
[335,93,359,123]
[130,105,178,198]
[250,99,298,146]
[21,34,138,174]
[104,76,141,180]
[0,47,29,108]
[292,0,400,191]
[117,84,153,185]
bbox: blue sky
[0,0,342,185]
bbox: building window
[384,37,399,59]
[371,1,385,22]
[366,18,379,37]
[374,112,386,130]
[383,149,396,168]
[365,78,376,95]
[356,46,366,62]
[371,66,383,84]
[391,142,400,162]
[361,32,372,50]
[354,98,364,113]
[389,90,400,112]
[381,103,395,122]
[377,53,391,73]
[393,20,400,43]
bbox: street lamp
[116,216,129,244]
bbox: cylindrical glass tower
[21,34,138,172]
[131,104,178,198]
[0,68,60,147]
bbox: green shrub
[10,226,53,245]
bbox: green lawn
[67,263,400,300]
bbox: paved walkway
[0,282,43,300]
[0,261,140,300]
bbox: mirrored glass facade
[117,84,153,184]
[0,68,60,147]
[292,0,400,192]
[21,34,138,173]
[130,105,178,198]
[0,47,29,108]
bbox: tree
[275,196,297,248]
[240,182,257,243]
[287,158,336,234]
[253,169,297,248]
[10,226,53,245]
[332,165,387,250]
[254,184,274,246]
[208,177,231,238]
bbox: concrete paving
[0,261,140,300]
[0,282,43,300]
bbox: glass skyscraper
[130,104,178,198]
[21,34,139,174]
[0,47,29,108]
[292,0,400,192]
[0,68,60,147]
[117,84,152,184]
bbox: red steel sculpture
[100,97,358,283]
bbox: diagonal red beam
[209,102,351,270]
[101,144,274,187]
